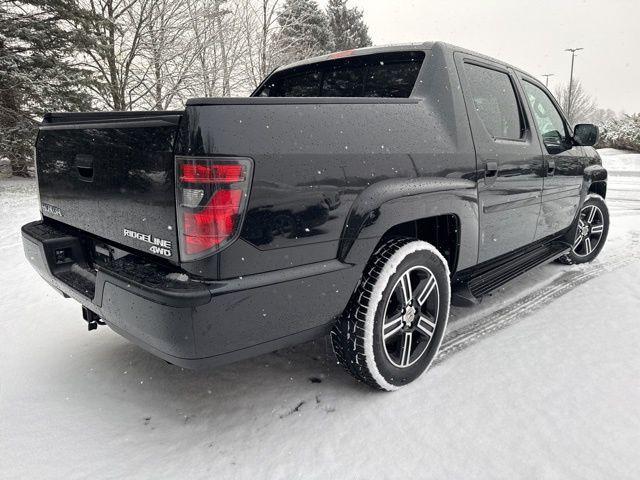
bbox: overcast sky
[334,0,639,113]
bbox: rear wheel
[558,194,609,265]
[331,238,451,390]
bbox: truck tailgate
[36,112,182,262]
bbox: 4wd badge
[123,228,172,257]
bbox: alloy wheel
[573,204,605,257]
[381,266,440,368]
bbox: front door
[518,76,585,239]
[455,54,544,263]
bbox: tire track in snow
[435,248,640,364]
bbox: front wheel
[558,194,609,265]
[331,238,451,390]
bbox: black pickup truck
[22,42,608,390]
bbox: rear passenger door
[518,76,585,239]
[455,54,544,262]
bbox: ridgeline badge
[123,228,172,257]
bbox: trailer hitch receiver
[82,306,105,331]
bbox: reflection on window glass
[522,81,567,143]
[255,52,424,98]
[363,60,422,97]
[463,63,522,140]
[322,64,364,96]
[259,70,321,97]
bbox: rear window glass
[275,70,321,97]
[255,51,425,98]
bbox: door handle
[77,166,94,180]
[547,159,556,176]
[75,154,94,182]
[484,161,498,184]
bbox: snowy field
[1,150,639,479]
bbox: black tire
[331,238,451,391]
[557,194,609,265]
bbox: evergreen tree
[0,0,94,176]
[326,0,371,51]
[277,0,333,62]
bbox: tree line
[0,0,371,175]
[555,79,639,151]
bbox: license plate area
[92,241,131,264]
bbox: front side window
[463,63,523,140]
[522,81,568,145]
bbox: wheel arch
[583,164,607,199]
[568,165,608,241]
[588,181,607,199]
[338,177,479,274]
[376,214,461,273]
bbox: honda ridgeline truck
[22,42,608,390]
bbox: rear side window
[255,51,424,98]
[463,63,523,140]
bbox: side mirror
[573,124,599,147]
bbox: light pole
[542,73,554,87]
[565,47,583,121]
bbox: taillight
[176,156,253,260]
[180,163,245,184]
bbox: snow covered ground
[1,150,639,479]
[597,148,640,175]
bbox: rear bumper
[22,221,356,368]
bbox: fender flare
[560,165,608,244]
[582,164,607,193]
[579,164,608,207]
[337,177,479,270]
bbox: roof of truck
[275,41,528,78]
[276,42,435,71]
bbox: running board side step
[452,242,570,306]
